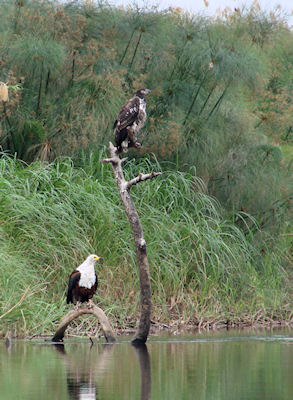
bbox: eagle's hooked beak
[94,255,102,261]
[145,89,151,94]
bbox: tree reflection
[54,341,152,399]
[132,343,152,400]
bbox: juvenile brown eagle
[114,88,151,153]
[66,254,102,304]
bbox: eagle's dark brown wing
[114,96,140,131]
[66,270,81,304]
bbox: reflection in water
[54,342,152,400]
[67,378,96,400]
[2,329,293,400]
[132,343,152,400]
[54,343,114,400]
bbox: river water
[1,328,292,400]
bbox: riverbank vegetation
[0,0,292,337]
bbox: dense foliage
[0,156,290,336]
[0,0,292,335]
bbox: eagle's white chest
[134,98,146,130]
[139,98,146,112]
[77,267,96,289]
[139,98,146,117]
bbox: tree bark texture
[51,304,116,343]
[102,142,161,344]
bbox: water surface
[1,328,293,400]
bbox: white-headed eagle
[66,254,102,304]
[114,88,151,153]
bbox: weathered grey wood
[102,142,161,344]
[51,304,116,343]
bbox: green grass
[0,0,292,338]
[0,154,291,337]
[280,144,293,162]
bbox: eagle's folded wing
[115,97,140,131]
[66,270,81,304]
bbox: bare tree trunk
[51,304,116,343]
[102,142,161,344]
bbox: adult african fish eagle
[66,254,101,304]
[114,88,151,153]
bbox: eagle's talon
[88,299,94,309]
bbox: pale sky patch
[108,0,293,25]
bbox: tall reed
[0,155,289,336]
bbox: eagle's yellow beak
[94,255,101,261]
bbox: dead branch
[51,304,116,343]
[102,142,162,344]
[127,171,162,189]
